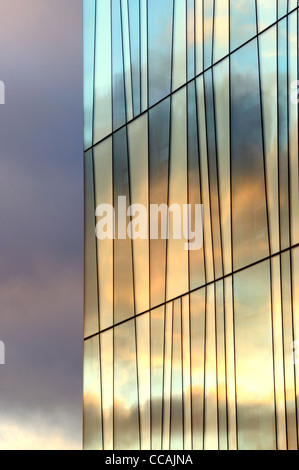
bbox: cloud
[0,0,83,450]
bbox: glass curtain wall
[83,0,299,450]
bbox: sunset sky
[0,0,83,449]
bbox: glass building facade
[83,0,299,450]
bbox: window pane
[84,150,99,338]
[231,40,269,270]
[148,0,173,106]
[204,285,218,450]
[182,296,192,450]
[101,330,114,449]
[214,58,232,275]
[278,19,290,250]
[112,0,126,130]
[149,98,170,308]
[128,114,149,315]
[257,0,276,32]
[190,288,206,449]
[113,129,134,324]
[83,0,96,149]
[288,12,299,246]
[172,0,187,91]
[204,69,223,279]
[170,300,184,450]
[83,336,102,450]
[259,25,280,254]
[128,0,141,117]
[136,314,151,450]
[187,0,195,81]
[94,0,112,143]
[196,76,214,283]
[114,320,140,450]
[166,88,189,302]
[162,303,173,450]
[230,0,257,51]
[151,306,165,449]
[203,0,214,68]
[234,261,276,450]
[94,138,113,331]
[187,82,205,289]
[216,280,228,450]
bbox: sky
[0,0,83,449]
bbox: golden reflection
[190,288,206,449]
[166,88,189,302]
[214,59,232,276]
[149,99,170,308]
[94,139,113,331]
[280,252,297,449]
[196,76,214,284]
[100,330,113,450]
[204,285,218,450]
[136,314,151,450]
[114,321,139,450]
[292,247,299,437]
[162,303,173,450]
[289,12,299,246]
[182,296,192,450]
[259,25,280,254]
[216,281,228,450]
[128,114,150,315]
[188,82,206,290]
[234,261,276,450]
[151,306,165,449]
[83,337,102,450]
[84,150,99,338]
[224,277,237,450]
[171,300,184,450]
[213,0,229,63]
[271,256,287,450]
